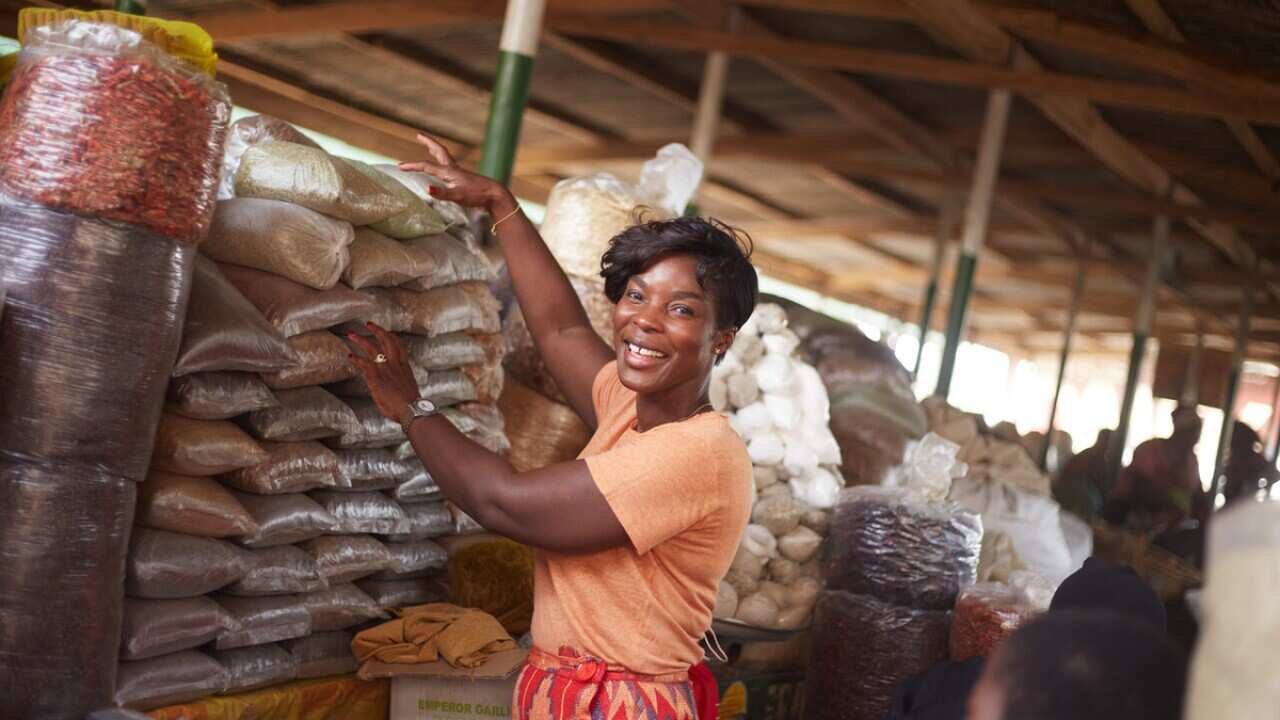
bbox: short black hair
[989,610,1187,720]
[600,216,758,330]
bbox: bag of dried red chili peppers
[0,18,230,243]
[949,582,1042,661]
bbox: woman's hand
[400,133,513,214]
[347,323,421,426]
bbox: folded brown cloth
[352,602,516,669]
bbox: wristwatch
[401,398,438,433]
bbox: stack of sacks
[114,115,508,710]
[807,436,983,720]
[0,15,229,718]
[922,397,1079,588]
[708,303,839,635]
[500,145,702,469]
[764,296,927,488]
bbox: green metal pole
[1106,214,1169,493]
[1211,281,1254,508]
[1181,324,1205,406]
[936,89,1010,399]
[114,0,146,14]
[1041,253,1089,470]
[1265,373,1280,464]
[478,0,544,185]
[913,201,959,380]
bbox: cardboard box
[361,648,529,720]
[716,669,806,720]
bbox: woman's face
[611,253,734,397]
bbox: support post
[1211,282,1255,508]
[478,0,545,185]
[1181,323,1205,406]
[1266,373,1280,463]
[1106,214,1169,492]
[935,89,1011,398]
[1041,248,1089,470]
[913,201,960,380]
[114,0,146,13]
[685,8,738,216]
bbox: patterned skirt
[513,646,698,720]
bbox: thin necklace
[634,402,714,433]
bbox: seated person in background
[1222,423,1279,507]
[888,558,1164,720]
[966,610,1187,720]
[1106,405,1207,531]
[1053,429,1113,521]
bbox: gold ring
[375,354,388,364]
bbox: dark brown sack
[151,412,269,476]
[168,372,278,420]
[240,386,359,442]
[261,331,356,390]
[220,263,374,337]
[136,471,259,537]
[174,255,298,376]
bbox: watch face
[412,398,437,415]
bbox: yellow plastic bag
[18,8,218,76]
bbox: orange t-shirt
[530,362,753,675]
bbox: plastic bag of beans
[218,114,321,201]
[382,501,454,543]
[203,197,356,290]
[214,643,299,694]
[373,538,448,580]
[330,368,477,408]
[240,387,359,442]
[402,332,490,370]
[233,491,339,548]
[390,283,501,337]
[135,472,258,537]
[223,441,344,495]
[260,330,356,390]
[174,256,299,376]
[400,234,493,292]
[310,490,409,535]
[120,597,241,661]
[301,584,388,632]
[343,226,436,289]
[334,448,420,489]
[283,631,358,680]
[364,164,448,239]
[114,651,229,711]
[949,583,1040,661]
[372,164,467,228]
[220,263,374,337]
[301,535,395,584]
[127,528,251,599]
[327,398,405,450]
[824,486,982,610]
[168,372,278,420]
[358,577,449,609]
[235,141,408,225]
[393,470,442,503]
[224,545,329,596]
[151,412,269,476]
[213,594,312,650]
[806,591,952,720]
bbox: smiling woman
[346,133,758,720]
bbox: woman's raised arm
[400,134,613,429]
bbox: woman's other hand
[347,322,421,426]
[400,133,511,213]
